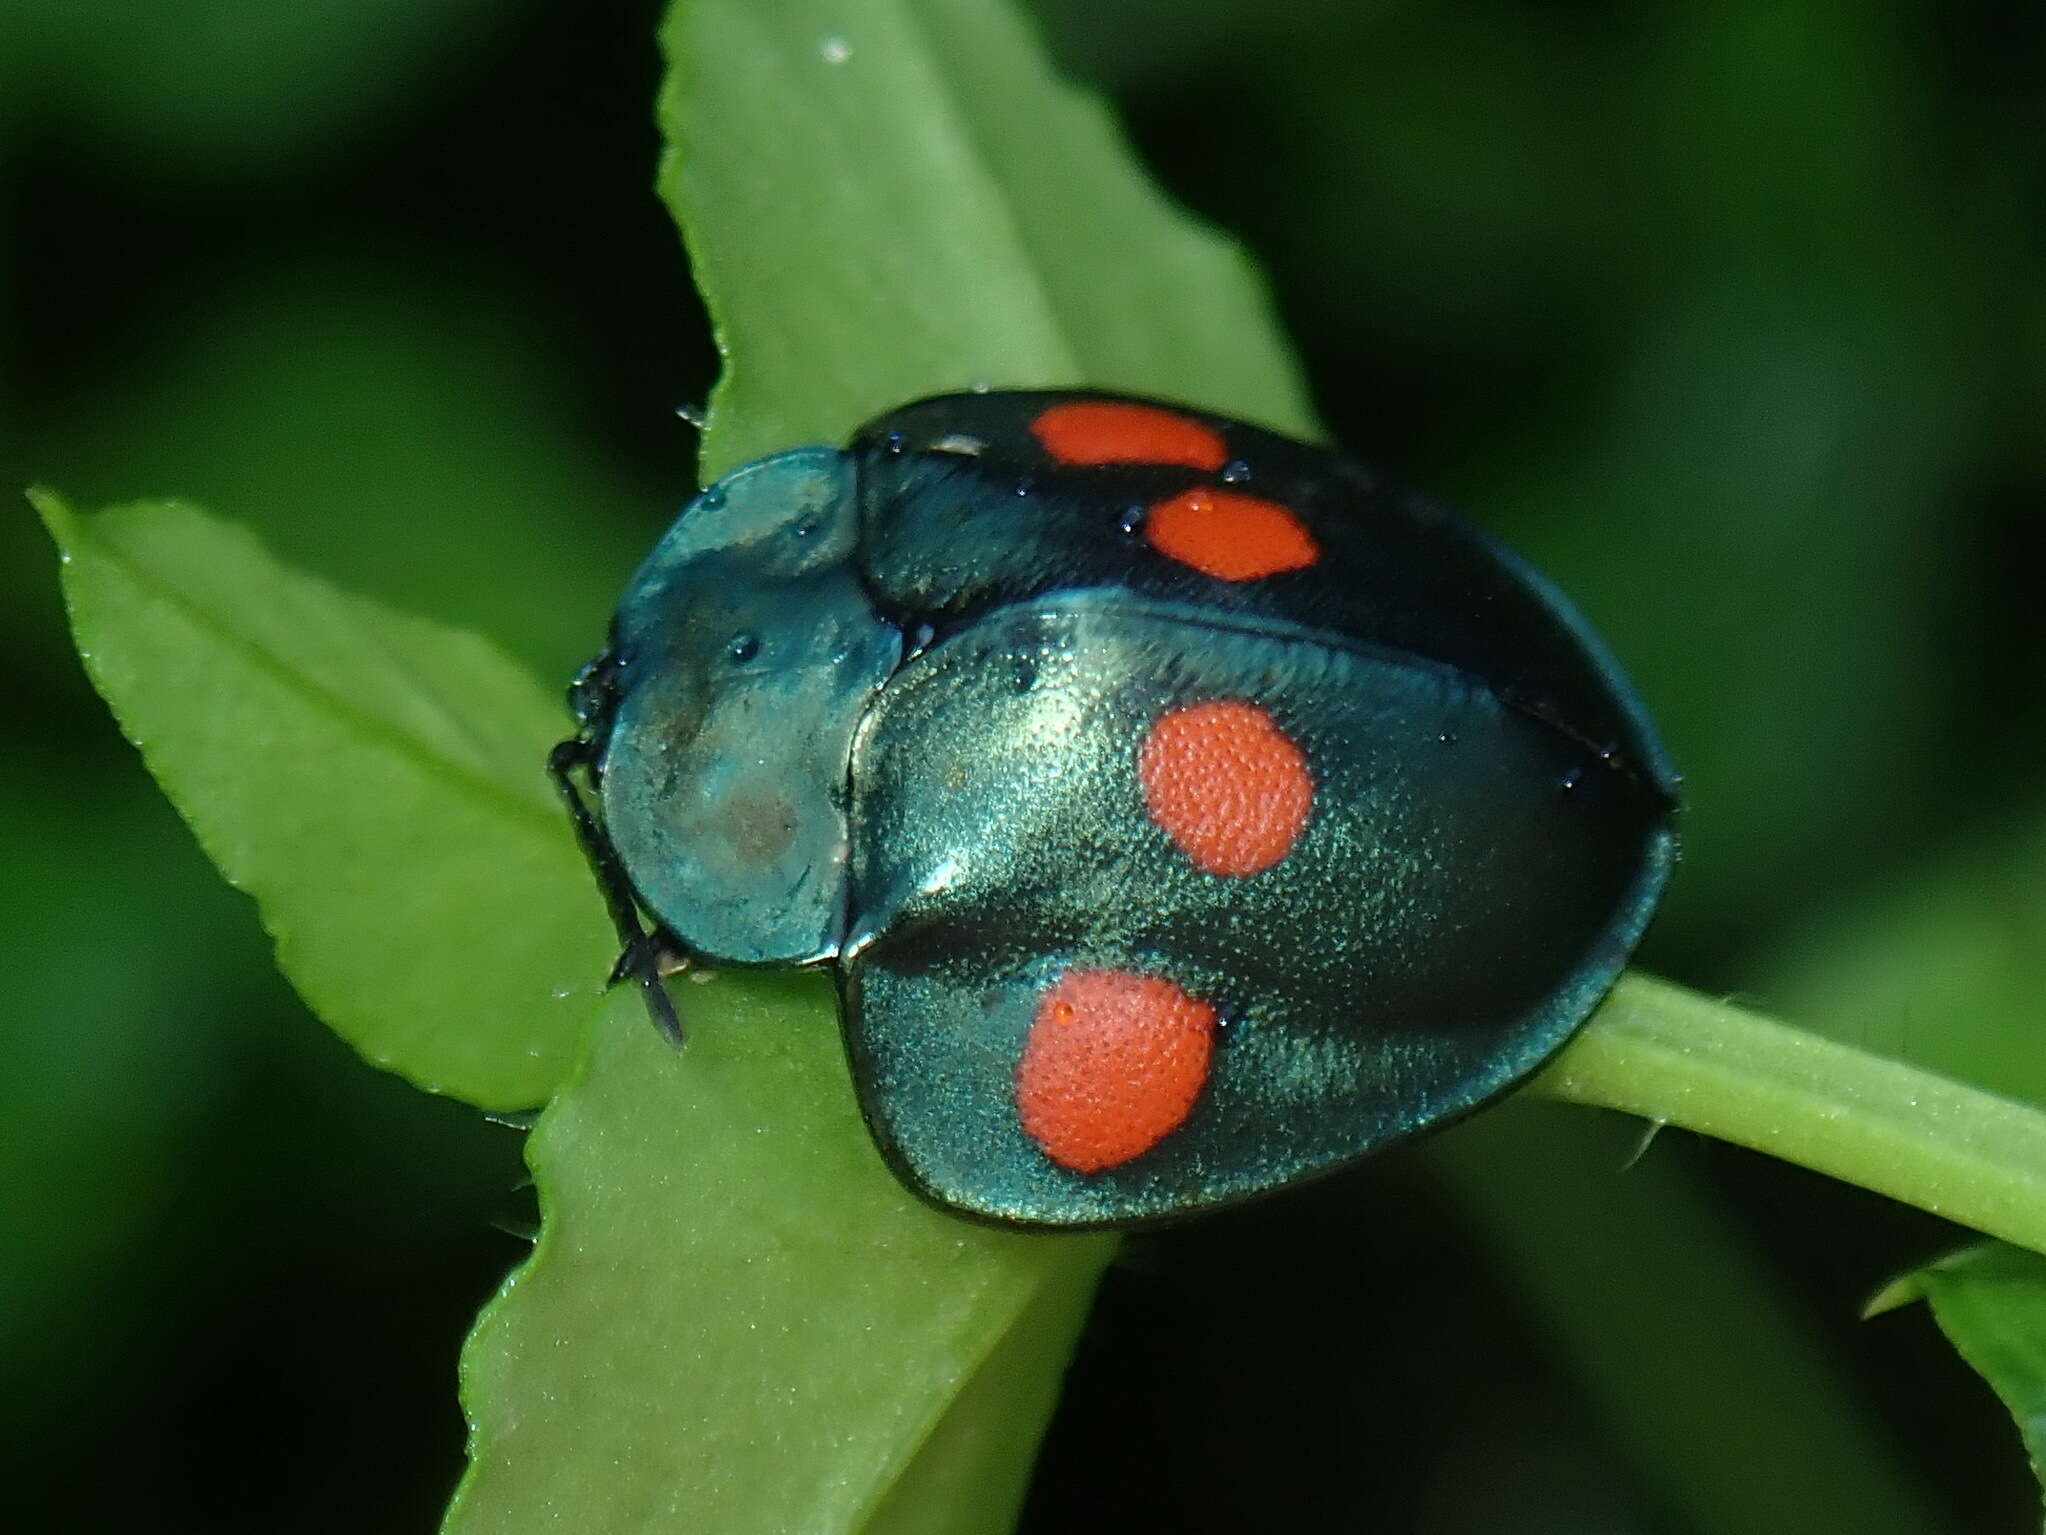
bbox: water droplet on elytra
[727,632,759,663]
[1220,459,1252,484]
[819,34,852,64]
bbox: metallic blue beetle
[552,390,1676,1229]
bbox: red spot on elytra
[1139,699,1313,876]
[1016,969,1217,1173]
[1144,488,1318,582]
[1031,400,1229,471]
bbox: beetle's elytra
[552,389,1677,1229]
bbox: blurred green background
[5,0,2042,1529]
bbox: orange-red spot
[1139,699,1313,876]
[1144,488,1318,582]
[1016,969,1217,1173]
[1030,400,1229,470]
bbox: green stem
[1538,973,2046,1256]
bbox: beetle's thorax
[596,450,901,966]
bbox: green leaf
[659,0,1317,479]
[860,1268,1103,1535]
[33,490,610,1109]
[446,981,1112,1534]
[1868,1242,2046,1505]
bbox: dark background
[4,0,2042,1529]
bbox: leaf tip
[25,485,77,544]
[1863,1273,1926,1319]
[1864,1241,2007,1318]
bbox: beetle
[550,389,1677,1229]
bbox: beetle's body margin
[561,389,1677,1230]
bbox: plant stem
[1537,973,2046,1256]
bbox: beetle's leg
[606,930,691,1048]
[547,736,687,1048]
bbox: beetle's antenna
[547,736,687,1047]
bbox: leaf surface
[447,983,1112,1533]
[661,0,1316,478]
[35,491,609,1108]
